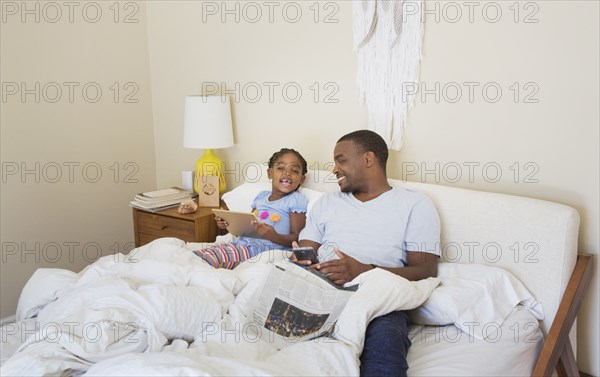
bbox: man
[295,130,440,377]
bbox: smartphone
[293,247,319,264]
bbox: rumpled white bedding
[1,238,440,376]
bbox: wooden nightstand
[132,205,219,247]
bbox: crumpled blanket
[2,238,439,376]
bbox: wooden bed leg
[556,341,579,377]
[532,254,593,377]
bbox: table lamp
[183,95,234,195]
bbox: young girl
[193,148,308,269]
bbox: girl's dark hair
[268,148,308,175]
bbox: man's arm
[297,239,321,250]
[293,195,325,263]
[315,250,438,286]
[375,251,438,281]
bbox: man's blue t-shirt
[299,187,440,267]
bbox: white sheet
[1,238,440,376]
[408,306,544,376]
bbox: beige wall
[146,1,598,374]
[0,2,156,316]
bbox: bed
[0,168,593,376]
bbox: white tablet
[212,209,260,238]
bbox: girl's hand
[215,217,229,230]
[251,221,276,240]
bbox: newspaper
[245,260,358,349]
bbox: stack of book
[129,187,196,212]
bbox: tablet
[212,209,260,238]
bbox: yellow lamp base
[193,149,227,195]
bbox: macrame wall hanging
[353,0,424,151]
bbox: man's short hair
[338,130,389,169]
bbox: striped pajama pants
[193,244,252,269]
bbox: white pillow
[409,263,544,340]
[298,187,325,214]
[222,183,324,214]
[222,182,271,212]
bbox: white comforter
[2,238,440,376]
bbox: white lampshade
[183,95,234,149]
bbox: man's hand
[315,249,373,286]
